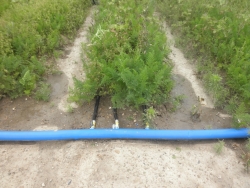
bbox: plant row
[0,0,91,98]
[157,0,250,127]
[70,0,173,109]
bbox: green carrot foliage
[70,0,173,108]
[0,0,91,98]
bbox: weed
[205,125,213,130]
[143,106,156,128]
[214,140,225,155]
[239,141,250,173]
[50,102,55,108]
[127,116,134,121]
[224,96,239,114]
[232,103,250,128]
[244,138,250,172]
[204,72,228,107]
[176,147,181,151]
[244,156,250,173]
[34,82,50,102]
[190,104,202,122]
[66,104,74,113]
[45,64,63,75]
[170,94,185,112]
[51,70,63,75]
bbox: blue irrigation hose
[0,128,249,141]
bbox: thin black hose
[113,108,118,120]
[90,96,101,128]
[92,95,101,120]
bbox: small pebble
[42,183,45,187]
[68,180,72,185]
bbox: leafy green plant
[214,140,225,155]
[19,70,36,95]
[70,0,173,110]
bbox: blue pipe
[0,128,249,141]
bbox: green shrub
[0,0,91,98]
[70,0,173,108]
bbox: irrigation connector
[112,108,119,129]
[90,96,119,129]
[91,99,151,129]
[142,105,150,129]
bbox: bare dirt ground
[0,7,250,188]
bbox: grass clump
[66,104,74,113]
[214,140,225,155]
[34,82,50,102]
[243,139,250,173]
[0,0,91,98]
[156,0,250,127]
[70,0,173,109]
[143,106,157,129]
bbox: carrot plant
[157,0,250,127]
[70,0,173,109]
[0,0,91,99]
[0,0,11,16]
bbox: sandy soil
[0,6,249,188]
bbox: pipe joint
[90,120,96,129]
[112,119,119,129]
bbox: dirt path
[0,7,249,188]
[1,140,249,188]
